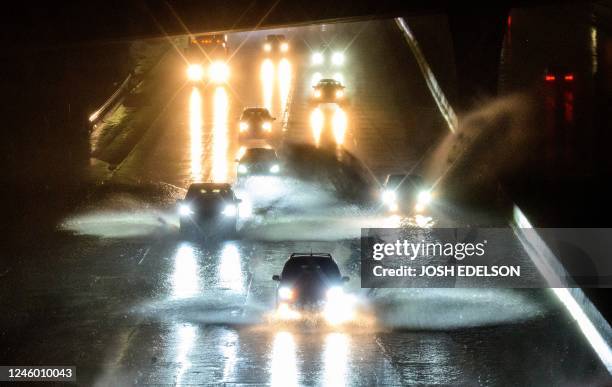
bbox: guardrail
[395,17,458,133]
[88,72,134,124]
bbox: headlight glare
[382,190,396,204]
[332,52,345,66]
[187,64,204,81]
[279,286,293,300]
[270,164,280,173]
[222,204,237,217]
[178,204,193,216]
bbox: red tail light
[564,74,574,81]
[545,74,556,82]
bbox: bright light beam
[261,59,275,113]
[212,87,229,182]
[189,88,203,182]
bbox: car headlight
[278,286,294,300]
[187,64,204,81]
[237,164,248,174]
[417,190,432,205]
[222,204,237,217]
[314,89,322,98]
[332,52,345,66]
[326,286,344,300]
[415,190,433,212]
[178,204,193,216]
[263,43,272,52]
[335,89,344,98]
[382,190,396,205]
[312,52,324,65]
[262,121,272,131]
[239,121,249,132]
[209,61,229,83]
[270,164,280,173]
[280,42,289,52]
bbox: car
[381,174,433,214]
[272,253,353,324]
[263,34,289,54]
[312,78,346,104]
[237,148,281,177]
[238,108,275,140]
[543,65,575,84]
[185,34,229,83]
[177,183,240,239]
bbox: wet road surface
[1,20,610,386]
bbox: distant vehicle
[312,78,345,104]
[272,253,352,324]
[381,174,432,214]
[185,34,229,83]
[177,183,240,238]
[543,66,575,83]
[238,108,275,140]
[311,44,345,66]
[237,148,281,177]
[263,34,289,54]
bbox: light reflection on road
[270,331,298,387]
[309,105,347,147]
[171,244,201,299]
[261,59,275,113]
[323,333,350,387]
[212,86,229,182]
[189,88,203,182]
[174,324,198,386]
[278,58,292,120]
[218,242,245,292]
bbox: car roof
[242,107,270,114]
[316,79,342,86]
[266,34,286,40]
[188,182,232,190]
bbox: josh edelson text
[370,239,521,278]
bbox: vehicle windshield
[242,109,270,119]
[281,256,341,282]
[242,149,276,161]
[186,186,232,199]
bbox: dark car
[238,108,275,140]
[178,183,240,238]
[237,148,281,177]
[263,34,289,54]
[312,78,345,104]
[272,253,349,311]
[381,173,432,214]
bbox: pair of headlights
[186,62,230,83]
[263,42,289,52]
[237,164,280,174]
[239,121,272,132]
[278,285,343,301]
[382,189,433,212]
[311,52,345,66]
[178,203,237,217]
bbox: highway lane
[1,20,610,386]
